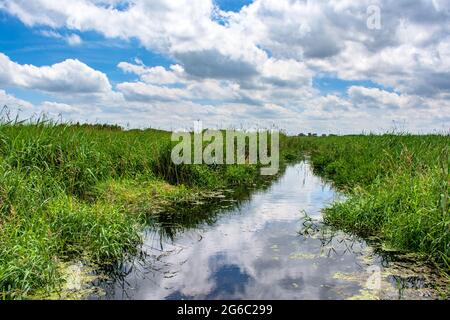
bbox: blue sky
[0,1,254,75]
[215,0,253,12]
[0,7,384,105]
[0,1,261,103]
[0,11,173,82]
[0,0,448,133]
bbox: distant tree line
[297,133,337,137]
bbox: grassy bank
[0,122,296,299]
[294,134,449,272]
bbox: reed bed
[0,122,291,298]
[296,134,449,272]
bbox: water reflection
[93,162,443,300]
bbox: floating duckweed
[271,245,280,252]
[347,289,380,300]
[289,252,316,260]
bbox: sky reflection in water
[97,162,379,300]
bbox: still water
[94,162,442,300]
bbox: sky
[0,0,449,134]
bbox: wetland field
[0,123,448,299]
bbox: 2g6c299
[221,304,273,316]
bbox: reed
[297,134,450,271]
[0,121,296,298]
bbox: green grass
[0,122,298,299]
[293,134,450,272]
[3,120,446,298]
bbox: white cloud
[261,58,313,87]
[117,81,186,102]
[0,53,111,94]
[0,0,268,79]
[3,0,449,97]
[41,101,82,114]
[40,30,82,46]
[118,62,185,85]
[348,86,410,110]
[0,0,449,133]
[66,33,82,46]
[228,0,450,97]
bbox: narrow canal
[94,162,444,300]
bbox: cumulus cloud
[348,86,408,110]
[0,0,449,132]
[261,59,313,88]
[229,0,450,97]
[118,62,185,85]
[0,53,111,94]
[117,81,186,102]
[0,0,268,80]
[3,0,449,96]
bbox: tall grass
[298,134,450,271]
[6,120,445,297]
[0,121,297,298]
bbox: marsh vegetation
[0,121,293,298]
[0,121,448,299]
[306,135,449,271]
